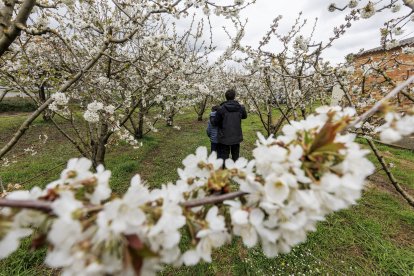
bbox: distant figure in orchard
[206,105,219,153]
[213,89,247,162]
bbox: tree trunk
[91,122,109,168]
[166,115,174,127]
[39,84,53,121]
[135,100,145,139]
[196,96,209,121]
[301,107,307,120]
[266,99,272,137]
[0,89,8,103]
[91,139,106,168]
[94,142,106,168]
[272,115,287,136]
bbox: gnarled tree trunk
[134,99,145,139]
[91,122,109,167]
[39,83,53,121]
[195,95,209,121]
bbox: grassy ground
[0,110,413,275]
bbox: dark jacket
[213,100,247,145]
[206,111,218,143]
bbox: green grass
[357,138,414,191]
[0,110,413,275]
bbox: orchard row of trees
[1,0,414,166]
[0,0,413,275]
[0,0,252,166]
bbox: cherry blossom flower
[182,206,230,265]
[181,147,223,178]
[376,112,414,143]
[0,107,381,274]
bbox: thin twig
[0,199,52,212]
[0,191,249,212]
[401,90,414,103]
[365,137,414,208]
[182,191,247,208]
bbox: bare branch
[0,0,17,40]
[182,191,247,208]
[0,191,249,213]
[34,1,57,8]
[366,138,414,207]
[0,199,52,212]
[0,0,36,56]
[401,90,414,103]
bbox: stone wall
[352,46,413,110]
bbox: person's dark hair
[225,89,236,101]
[211,105,219,112]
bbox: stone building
[350,36,414,109]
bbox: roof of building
[355,36,414,57]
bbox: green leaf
[312,142,346,154]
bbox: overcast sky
[179,0,414,65]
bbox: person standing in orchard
[213,89,247,162]
[206,105,220,153]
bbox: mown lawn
[0,110,413,275]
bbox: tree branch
[0,0,17,40]
[0,191,249,213]
[0,199,52,212]
[0,0,36,56]
[366,138,414,207]
[401,90,414,103]
[182,191,247,208]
